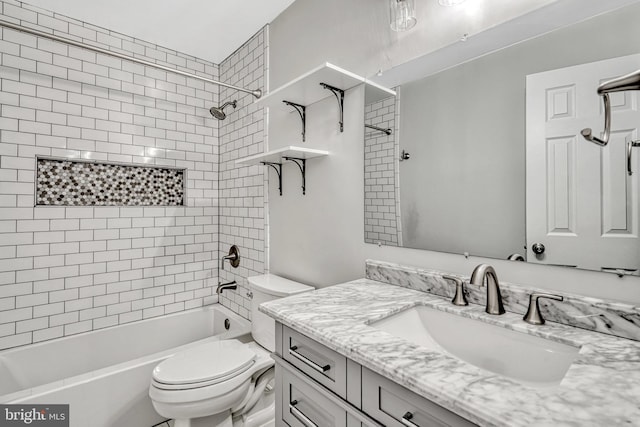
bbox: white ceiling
[23,0,297,64]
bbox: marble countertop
[259,279,640,427]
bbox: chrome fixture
[288,345,330,373]
[289,400,317,426]
[628,140,640,175]
[365,124,392,136]
[402,412,419,427]
[209,100,237,120]
[389,0,417,32]
[220,245,240,270]
[523,293,564,325]
[507,253,525,261]
[400,150,410,161]
[470,264,505,315]
[216,280,237,294]
[439,0,465,5]
[0,20,262,99]
[443,275,468,306]
[601,267,638,277]
[581,69,640,146]
[531,243,546,255]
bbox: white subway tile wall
[364,94,402,246]
[217,27,268,319]
[0,0,222,350]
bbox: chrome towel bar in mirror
[581,69,640,147]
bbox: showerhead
[209,100,237,120]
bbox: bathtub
[0,304,251,427]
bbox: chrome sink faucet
[470,264,505,315]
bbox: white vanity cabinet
[274,323,477,427]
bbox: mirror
[364,2,640,275]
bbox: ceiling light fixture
[439,0,466,6]
[390,0,417,32]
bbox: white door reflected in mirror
[526,54,640,274]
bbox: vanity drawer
[282,325,348,399]
[282,366,348,427]
[362,367,476,427]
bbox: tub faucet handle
[443,275,468,306]
[523,292,564,325]
[220,245,240,270]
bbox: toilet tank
[248,274,313,352]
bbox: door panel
[526,54,640,273]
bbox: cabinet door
[362,367,476,427]
[282,366,348,427]
[282,325,348,399]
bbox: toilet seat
[149,340,274,407]
[152,340,256,390]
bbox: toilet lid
[152,340,256,386]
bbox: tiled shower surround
[0,0,272,350]
[217,29,268,319]
[364,93,402,246]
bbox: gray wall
[268,0,555,89]
[399,4,640,258]
[267,0,640,303]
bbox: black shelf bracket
[261,161,282,196]
[284,156,307,195]
[283,101,306,142]
[320,82,345,132]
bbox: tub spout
[217,280,237,294]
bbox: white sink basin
[370,305,579,387]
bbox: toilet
[149,274,313,427]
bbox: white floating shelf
[236,146,329,196]
[365,81,397,104]
[256,62,395,111]
[235,146,329,166]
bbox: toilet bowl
[149,274,313,427]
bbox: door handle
[601,267,638,277]
[288,345,330,373]
[627,140,640,175]
[401,411,420,427]
[531,243,545,255]
[289,400,319,427]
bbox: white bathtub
[0,304,251,427]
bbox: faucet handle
[443,275,468,306]
[220,245,241,270]
[523,292,564,325]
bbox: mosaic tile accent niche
[36,158,185,206]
